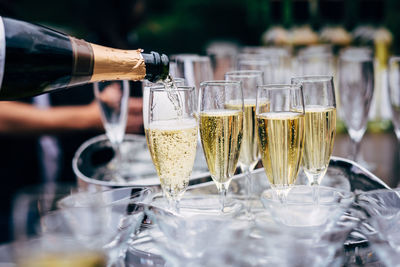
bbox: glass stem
[167,197,180,214]
[113,143,122,165]
[311,182,320,205]
[244,168,252,213]
[351,139,361,162]
[173,199,180,214]
[219,187,227,212]
[310,171,321,205]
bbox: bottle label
[0,17,6,91]
[89,44,146,82]
[69,37,94,85]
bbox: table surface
[333,131,399,188]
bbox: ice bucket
[73,134,209,192]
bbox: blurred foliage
[135,0,257,54]
[2,0,399,54]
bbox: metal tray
[127,156,390,266]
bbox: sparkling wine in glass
[145,86,198,213]
[291,76,337,203]
[198,81,244,212]
[94,80,129,181]
[256,84,305,202]
[338,48,374,163]
[225,70,264,208]
[291,76,336,185]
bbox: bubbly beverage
[18,251,107,267]
[225,99,269,169]
[199,110,243,187]
[257,112,305,186]
[146,119,198,200]
[162,74,183,117]
[302,106,336,183]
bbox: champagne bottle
[0,17,169,100]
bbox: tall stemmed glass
[256,84,305,202]
[94,81,129,181]
[291,76,337,202]
[389,56,400,149]
[172,54,214,99]
[198,81,243,212]
[389,56,400,138]
[225,70,264,206]
[338,48,374,163]
[237,48,292,84]
[145,86,198,213]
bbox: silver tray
[127,156,390,266]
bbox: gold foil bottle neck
[89,44,146,82]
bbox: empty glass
[260,185,353,227]
[206,41,238,80]
[145,196,354,267]
[198,81,243,212]
[237,47,292,84]
[12,184,151,267]
[145,86,198,212]
[357,189,400,267]
[389,56,400,141]
[256,84,305,201]
[295,52,335,77]
[225,70,263,207]
[171,54,213,97]
[338,47,374,163]
[94,80,130,181]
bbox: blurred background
[0,0,399,242]
[1,0,396,54]
[0,0,398,187]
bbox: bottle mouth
[143,51,170,82]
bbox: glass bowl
[357,188,400,266]
[260,185,354,227]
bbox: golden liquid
[18,251,107,267]
[257,112,305,186]
[302,106,336,182]
[225,99,269,169]
[199,110,243,186]
[145,119,198,200]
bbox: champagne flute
[389,56,400,141]
[171,54,214,99]
[291,76,337,203]
[145,86,198,213]
[142,78,186,129]
[338,48,374,163]
[224,70,264,207]
[12,183,107,267]
[198,81,243,212]
[237,48,292,84]
[94,80,129,181]
[256,84,305,202]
